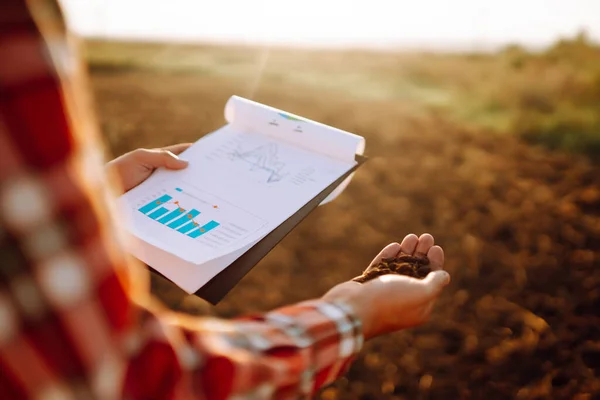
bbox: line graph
[230,143,288,183]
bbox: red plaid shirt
[0,1,363,399]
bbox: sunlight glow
[60,0,600,50]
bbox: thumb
[142,149,189,170]
[422,270,451,298]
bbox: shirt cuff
[263,298,364,391]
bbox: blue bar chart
[177,221,200,234]
[157,207,186,224]
[168,209,200,229]
[148,207,169,219]
[188,220,220,238]
[139,194,172,213]
[137,188,220,238]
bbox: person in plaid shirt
[0,1,451,399]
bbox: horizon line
[81,32,599,54]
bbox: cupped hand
[322,234,450,340]
[106,143,192,194]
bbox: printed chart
[134,184,266,250]
[230,143,287,183]
[204,133,323,187]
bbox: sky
[60,0,600,50]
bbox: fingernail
[168,152,188,164]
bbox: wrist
[323,282,374,340]
[324,298,366,356]
[343,291,375,340]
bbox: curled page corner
[223,95,365,164]
[320,146,366,206]
[319,173,355,205]
[224,95,237,124]
[128,232,262,294]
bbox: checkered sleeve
[176,300,363,399]
[0,1,364,399]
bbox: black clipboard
[192,154,368,304]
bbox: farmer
[0,1,451,398]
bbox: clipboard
[135,96,368,304]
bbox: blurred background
[61,0,600,398]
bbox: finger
[427,245,445,271]
[368,242,401,268]
[399,234,419,255]
[415,233,434,257]
[161,143,193,155]
[421,270,450,299]
[139,149,189,170]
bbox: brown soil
[90,65,600,399]
[353,254,432,282]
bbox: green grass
[84,33,600,160]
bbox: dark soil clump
[353,253,432,283]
